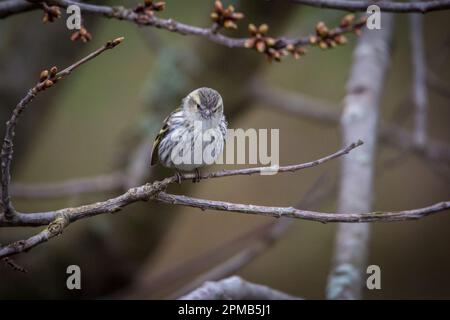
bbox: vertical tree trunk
[327,15,394,300]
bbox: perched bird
[151,87,227,182]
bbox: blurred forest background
[0,0,449,299]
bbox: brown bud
[44,79,54,88]
[316,21,328,37]
[319,41,328,49]
[210,12,219,21]
[244,38,256,48]
[224,20,237,29]
[112,36,125,46]
[328,39,337,48]
[248,24,257,34]
[144,0,153,6]
[232,12,244,20]
[153,1,165,11]
[256,40,266,53]
[40,70,49,82]
[309,35,318,45]
[49,6,61,17]
[214,0,223,12]
[50,66,58,77]
[265,37,276,47]
[334,35,347,45]
[286,44,295,51]
[70,32,80,41]
[259,24,269,34]
[42,14,49,23]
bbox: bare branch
[0,141,364,228]
[290,0,450,13]
[0,37,124,220]
[156,193,449,223]
[179,276,301,300]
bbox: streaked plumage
[151,87,227,172]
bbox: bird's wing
[150,108,181,166]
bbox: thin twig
[290,0,450,13]
[0,140,449,260]
[156,193,449,223]
[0,37,124,220]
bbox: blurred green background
[0,0,449,299]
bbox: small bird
[151,87,227,182]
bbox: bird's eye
[196,103,201,109]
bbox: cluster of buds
[134,0,165,23]
[42,4,61,23]
[309,21,347,50]
[210,1,244,29]
[309,14,366,50]
[245,24,281,61]
[35,66,58,92]
[245,24,307,62]
[70,26,92,43]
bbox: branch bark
[326,14,394,300]
[179,276,301,300]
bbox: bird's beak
[202,109,212,119]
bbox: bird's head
[183,87,224,121]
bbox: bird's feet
[192,168,201,183]
[175,171,183,184]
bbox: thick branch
[179,276,300,300]
[291,0,450,13]
[0,141,364,228]
[156,193,449,223]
